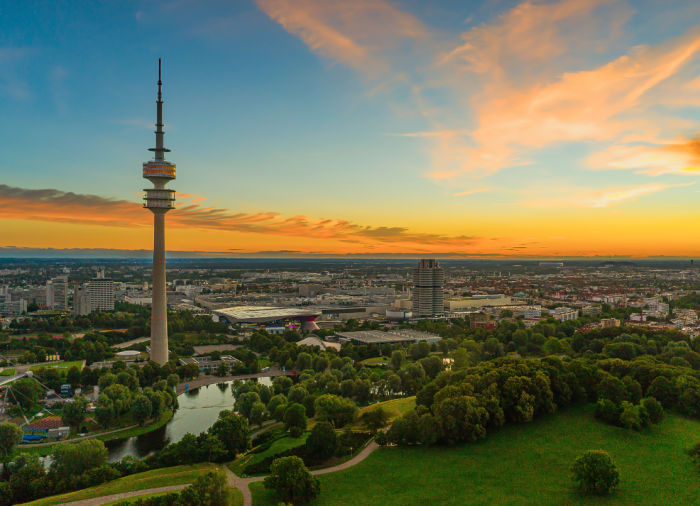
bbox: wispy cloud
[0,184,485,251]
[523,182,695,208]
[452,187,500,196]
[588,137,700,176]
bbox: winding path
[228,441,379,506]
[55,441,379,506]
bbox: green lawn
[258,358,273,368]
[347,397,416,430]
[359,357,390,365]
[251,404,700,506]
[0,368,16,376]
[29,360,84,371]
[229,433,310,476]
[19,463,221,506]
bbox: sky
[1,0,700,259]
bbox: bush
[289,426,303,438]
[641,397,665,424]
[570,450,620,493]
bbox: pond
[105,377,272,462]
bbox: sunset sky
[2,0,700,258]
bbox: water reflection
[105,376,272,462]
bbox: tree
[208,410,250,457]
[167,374,180,389]
[62,396,89,429]
[263,456,321,503]
[391,350,405,370]
[50,439,108,482]
[0,422,23,462]
[267,394,287,414]
[314,395,359,428]
[284,403,308,434]
[305,421,338,460]
[361,407,389,431]
[182,363,201,380]
[131,394,153,425]
[237,391,261,419]
[570,450,620,493]
[195,433,226,463]
[66,366,82,388]
[215,361,229,377]
[95,394,116,428]
[250,401,269,428]
[641,397,665,424]
[178,470,228,506]
[11,379,43,411]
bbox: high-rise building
[142,59,176,366]
[412,259,444,317]
[73,284,91,316]
[88,275,115,311]
[50,276,68,311]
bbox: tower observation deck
[143,59,175,365]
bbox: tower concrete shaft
[143,59,176,366]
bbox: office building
[143,60,177,365]
[73,284,91,316]
[412,259,444,317]
[88,272,115,311]
[49,277,68,311]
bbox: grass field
[0,368,16,376]
[359,357,390,365]
[229,432,309,476]
[29,360,84,371]
[20,463,221,506]
[347,397,416,430]
[251,404,700,506]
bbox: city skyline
[2,0,700,258]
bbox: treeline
[384,351,700,447]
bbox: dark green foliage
[570,450,620,493]
[314,394,359,428]
[305,422,338,460]
[361,406,389,430]
[641,397,665,424]
[284,403,308,433]
[0,422,23,462]
[208,410,250,457]
[263,456,321,504]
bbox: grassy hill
[251,403,700,506]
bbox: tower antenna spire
[157,58,162,103]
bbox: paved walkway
[250,421,282,440]
[55,441,379,506]
[228,441,379,506]
[57,484,188,506]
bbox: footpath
[56,441,379,506]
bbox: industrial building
[444,294,520,313]
[336,329,440,346]
[213,306,322,331]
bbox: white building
[549,307,578,322]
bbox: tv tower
[143,59,176,365]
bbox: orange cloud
[255,0,429,74]
[523,182,695,208]
[452,188,500,197]
[433,28,700,178]
[0,184,484,251]
[588,137,700,176]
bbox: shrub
[641,397,665,424]
[306,422,338,460]
[570,450,620,493]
